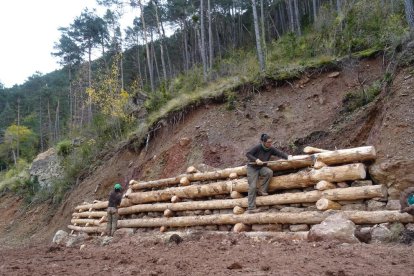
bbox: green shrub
[342,80,382,112]
[0,163,31,200]
[18,176,41,203]
[225,91,236,110]
[56,140,73,157]
[49,179,72,204]
[144,82,173,113]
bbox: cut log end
[313,160,327,169]
[233,206,245,215]
[180,177,190,186]
[171,196,181,203]
[354,163,367,179]
[186,166,198,174]
[315,181,336,191]
[164,209,174,218]
[233,223,250,233]
[316,198,342,211]
[229,172,238,179]
[230,191,244,199]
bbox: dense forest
[0,0,413,202]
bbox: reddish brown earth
[1,57,414,275]
[1,233,414,276]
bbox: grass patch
[147,76,243,125]
[0,160,40,203]
[351,47,382,59]
[342,80,382,112]
[56,139,73,157]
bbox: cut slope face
[1,57,413,244]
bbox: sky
[0,0,136,88]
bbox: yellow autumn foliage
[86,54,131,121]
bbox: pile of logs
[68,146,413,235]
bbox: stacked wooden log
[69,146,413,236]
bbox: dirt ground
[1,57,414,275]
[1,233,414,276]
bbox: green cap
[114,183,122,190]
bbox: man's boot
[246,208,261,214]
[257,190,269,196]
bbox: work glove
[255,159,264,165]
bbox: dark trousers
[247,166,273,210]
[106,207,118,236]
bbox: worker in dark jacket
[106,183,123,236]
[400,187,414,216]
[245,134,291,213]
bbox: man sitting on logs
[400,187,414,215]
[245,133,291,213]
[106,183,123,236]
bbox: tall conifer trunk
[404,0,414,28]
[252,0,265,72]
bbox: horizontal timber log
[125,164,366,204]
[118,185,385,215]
[303,146,329,154]
[72,211,107,218]
[68,224,105,233]
[313,146,376,166]
[130,146,375,190]
[71,218,103,226]
[75,201,108,211]
[116,211,414,228]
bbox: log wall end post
[171,196,181,203]
[233,223,250,232]
[355,163,366,179]
[316,198,342,211]
[233,206,245,215]
[230,191,244,199]
[180,177,190,186]
[229,172,238,179]
[129,179,138,185]
[164,209,174,218]
[186,166,198,174]
[314,160,327,169]
[315,181,336,191]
